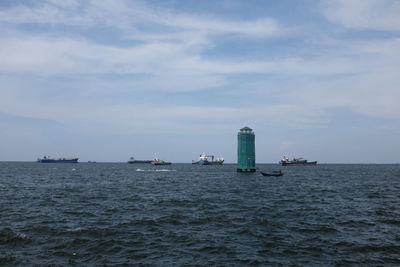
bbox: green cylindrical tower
[237,126,256,172]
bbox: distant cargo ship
[37,156,78,163]
[279,156,317,166]
[151,157,172,165]
[192,154,224,165]
[128,157,152,164]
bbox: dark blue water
[1,162,400,266]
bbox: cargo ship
[37,156,78,163]
[192,154,224,165]
[279,156,317,166]
[151,157,172,165]
[127,157,152,164]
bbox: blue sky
[0,0,399,163]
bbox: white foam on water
[136,168,176,172]
[67,227,83,232]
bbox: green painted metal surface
[237,126,256,172]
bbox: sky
[0,0,399,163]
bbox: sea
[1,162,400,266]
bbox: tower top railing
[239,126,254,134]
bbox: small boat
[192,153,224,165]
[151,157,171,165]
[128,157,152,164]
[37,156,78,163]
[260,170,283,177]
[279,156,317,166]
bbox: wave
[136,169,176,172]
[0,227,32,245]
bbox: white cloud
[1,32,400,131]
[0,33,373,81]
[0,0,399,138]
[0,76,324,134]
[0,0,280,37]
[321,0,400,31]
[0,0,282,91]
[157,15,279,37]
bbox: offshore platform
[237,126,256,172]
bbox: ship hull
[261,171,283,176]
[192,160,224,165]
[38,158,78,163]
[152,162,172,165]
[280,161,317,166]
[128,160,152,164]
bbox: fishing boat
[127,157,152,164]
[151,157,171,165]
[37,156,78,163]
[260,170,283,177]
[279,156,317,166]
[192,154,224,165]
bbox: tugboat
[260,170,283,177]
[279,156,317,166]
[151,157,171,165]
[127,157,152,164]
[192,153,224,165]
[37,156,78,163]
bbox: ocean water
[1,162,400,266]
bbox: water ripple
[1,162,400,265]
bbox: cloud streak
[0,0,280,36]
[320,0,400,32]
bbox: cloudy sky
[0,0,399,163]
